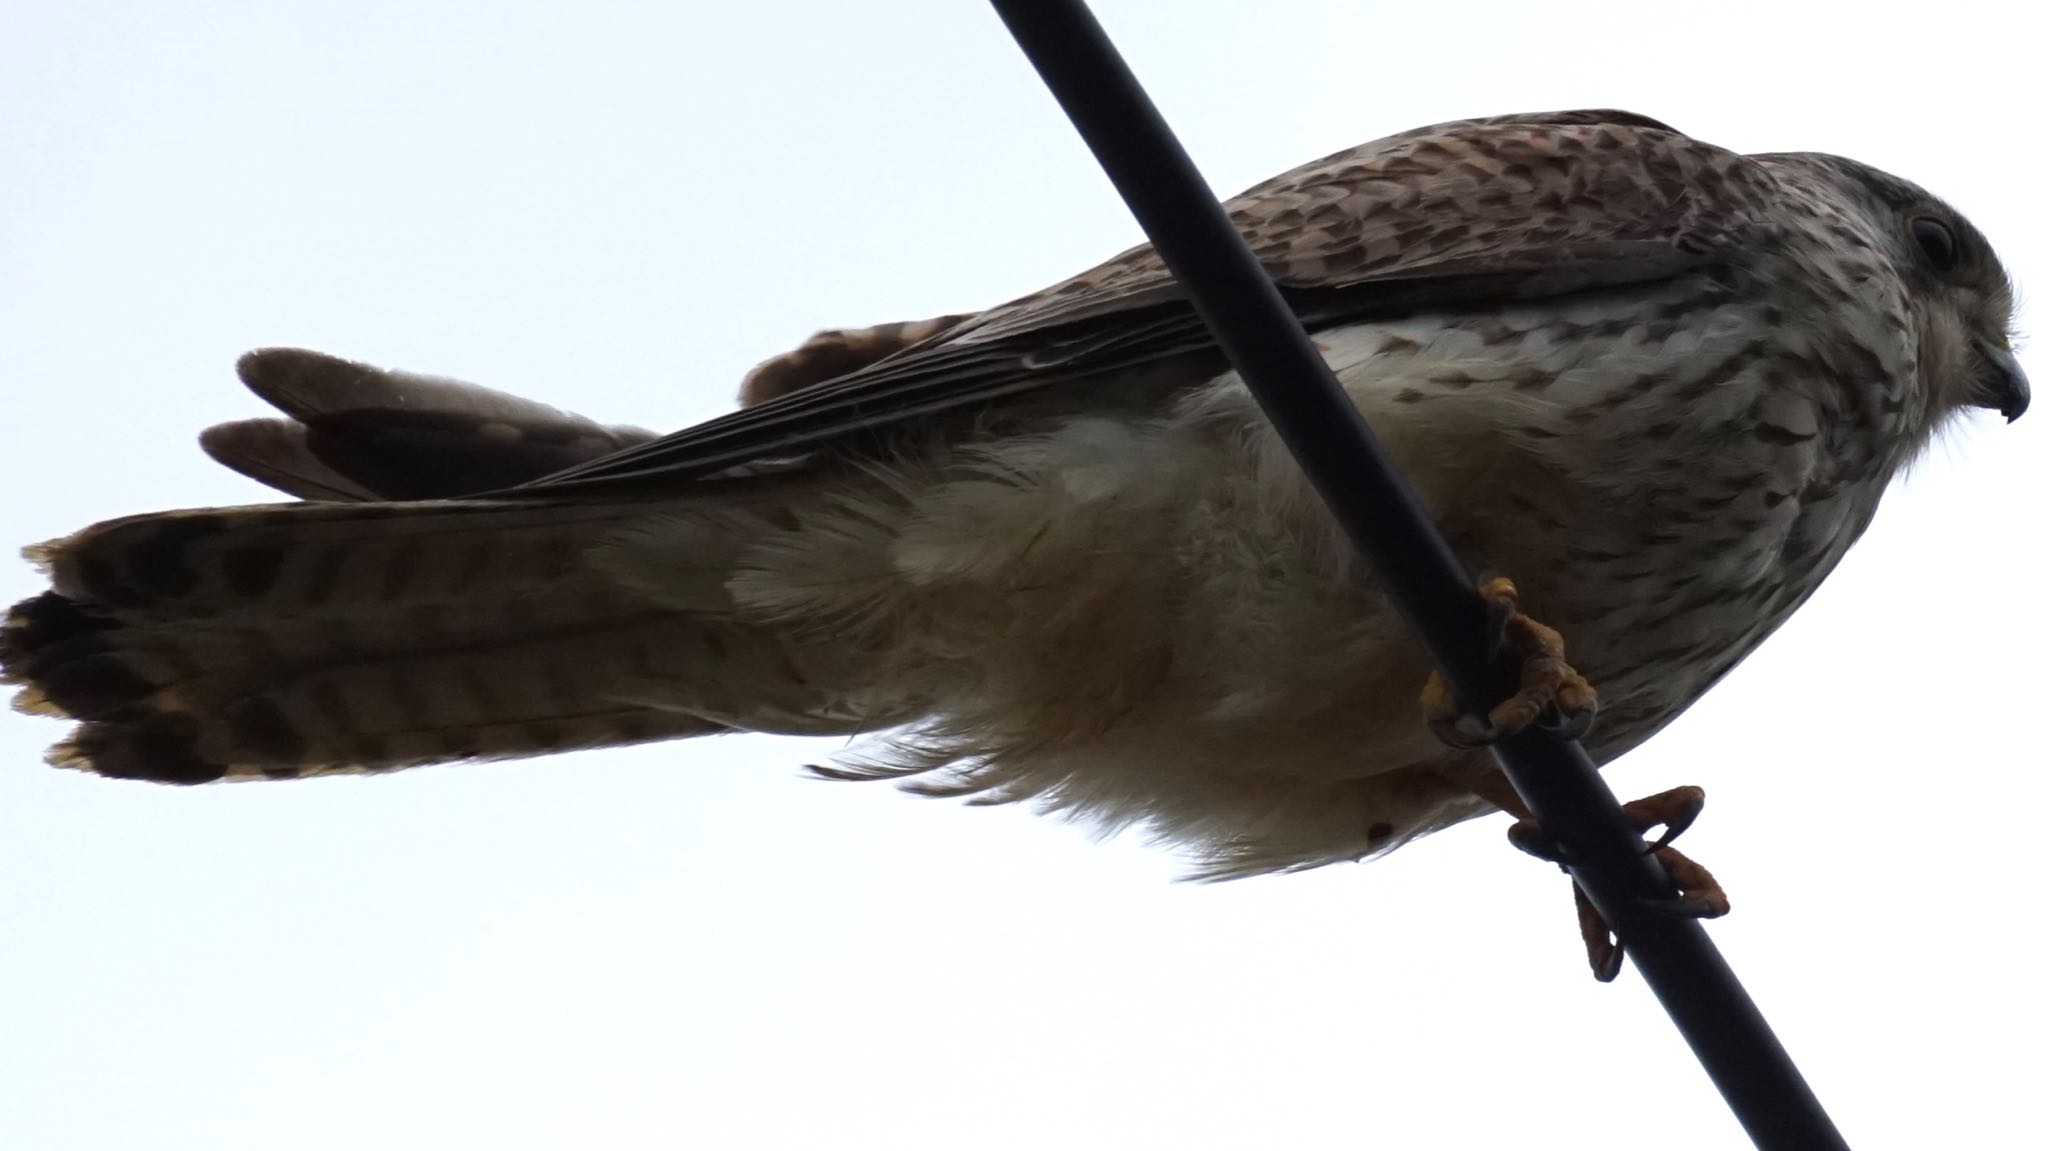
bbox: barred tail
[3,499,726,783]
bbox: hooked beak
[1975,339,2030,422]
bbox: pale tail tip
[45,741,93,773]
[11,685,64,717]
[20,539,59,573]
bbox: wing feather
[504,111,1778,492]
[204,349,659,500]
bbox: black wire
[985,2,1852,1148]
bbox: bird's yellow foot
[1421,576,1597,747]
[1508,785,1730,982]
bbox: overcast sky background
[2,3,2042,1148]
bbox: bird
[2,110,2025,976]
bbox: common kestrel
[3,111,2025,972]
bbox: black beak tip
[1978,341,2029,423]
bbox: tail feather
[32,500,658,619]
[5,498,740,783]
[28,611,724,782]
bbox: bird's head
[1770,153,2027,428]
[1889,190,2026,424]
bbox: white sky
[2,2,2042,1148]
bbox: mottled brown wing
[203,348,660,500]
[521,109,1781,491]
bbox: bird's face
[1898,200,2027,424]
[1761,153,2027,432]
[1853,157,2025,425]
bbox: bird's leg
[1498,782,1731,982]
[1422,578,1727,979]
[1553,843,1729,981]
[1420,575,1597,747]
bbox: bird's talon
[1649,845,1730,918]
[1591,943,1625,983]
[1505,794,1728,981]
[1420,575,1598,748]
[1622,785,1706,850]
[1574,882,1624,981]
[1540,703,1595,742]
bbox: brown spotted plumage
[3,111,2027,902]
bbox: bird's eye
[1910,215,1960,272]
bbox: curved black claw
[1540,702,1595,743]
[1591,941,1626,983]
